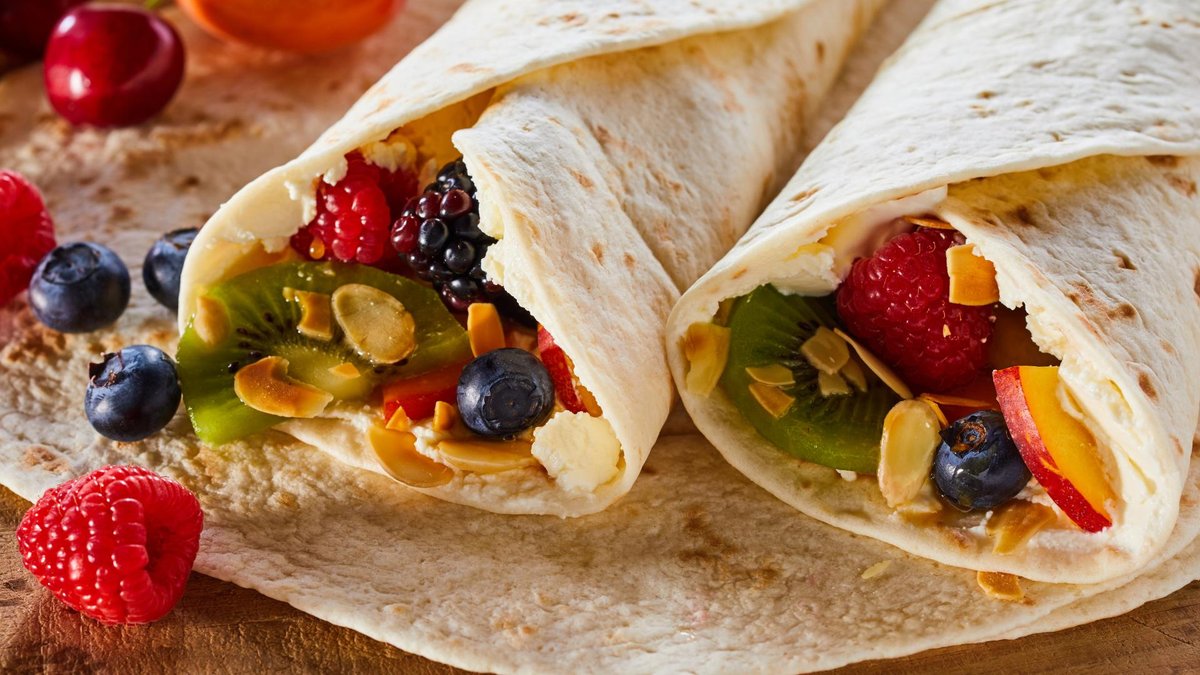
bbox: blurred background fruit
[44,5,185,127]
[178,0,403,54]
[0,0,87,61]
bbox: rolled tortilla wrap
[178,0,885,516]
[668,0,1200,583]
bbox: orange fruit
[178,0,403,54]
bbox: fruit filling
[686,215,1119,549]
[178,130,616,494]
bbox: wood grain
[2,485,1197,673]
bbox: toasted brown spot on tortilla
[570,169,594,189]
[176,175,201,190]
[1138,371,1158,400]
[1012,206,1034,226]
[1108,303,1137,320]
[1194,268,1200,299]
[978,90,996,99]
[449,63,489,74]
[1146,155,1181,167]
[1049,131,1063,142]
[23,446,68,473]
[591,243,604,263]
[679,506,780,589]
[110,204,134,222]
[790,187,818,204]
[815,41,825,61]
[1167,175,1197,197]
[1113,250,1136,270]
[1161,339,1176,355]
[623,253,636,270]
[731,268,748,280]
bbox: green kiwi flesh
[721,284,896,474]
[177,262,471,446]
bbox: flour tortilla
[668,0,1200,585]
[4,1,1200,672]
[178,0,885,516]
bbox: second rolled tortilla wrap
[178,0,884,516]
[668,0,1200,583]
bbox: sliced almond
[748,382,794,419]
[920,397,949,427]
[918,392,996,410]
[902,215,955,230]
[386,405,411,432]
[327,363,361,380]
[800,326,850,375]
[987,500,1057,554]
[840,358,868,392]
[438,439,538,474]
[976,571,1025,602]
[878,400,942,507]
[745,364,795,387]
[682,322,731,397]
[860,560,892,580]
[835,328,913,399]
[947,244,1000,306]
[332,284,416,365]
[233,356,333,418]
[432,401,457,432]
[467,302,505,356]
[818,370,851,397]
[193,294,229,347]
[368,425,453,487]
[284,288,334,341]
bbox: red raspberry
[17,465,203,625]
[290,153,418,265]
[836,227,994,393]
[0,170,57,307]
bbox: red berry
[0,0,87,60]
[377,164,420,215]
[290,154,395,265]
[16,465,203,625]
[43,6,185,127]
[836,227,994,393]
[0,171,57,307]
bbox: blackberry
[393,158,528,321]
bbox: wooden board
[2,485,1197,673]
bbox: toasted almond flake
[836,470,858,482]
[919,392,997,409]
[840,358,868,392]
[987,500,1058,554]
[879,400,942,508]
[902,215,956,230]
[683,322,730,397]
[284,288,334,341]
[369,425,453,487]
[193,294,228,347]
[977,571,1025,601]
[748,382,794,419]
[579,385,603,417]
[947,244,1000,306]
[233,356,333,418]
[467,303,506,356]
[438,438,538,474]
[861,560,892,580]
[332,284,416,365]
[835,328,913,399]
[942,324,951,338]
[896,482,945,523]
[746,364,795,387]
[800,326,850,375]
[327,363,361,380]
[385,405,411,431]
[818,370,851,397]
[919,396,949,427]
[433,401,458,432]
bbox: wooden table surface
[2,485,1198,673]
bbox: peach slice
[993,366,1115,532]
[467,303,506,357]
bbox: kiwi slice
[177,262,471,446]
[721,284,897,473]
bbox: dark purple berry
[440,285,471,312]
[417,219,450,255]
[391,215,420,254]
[448,276,479,300]
[453,213,484,241]
[416,192,440,219]
[439,189,472,218]
[444,240,476,274]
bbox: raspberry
[17,465,203,625]
[0,170,57,307]
[290,153,416,265]
[836,227,994,393]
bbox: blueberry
[932,410,1031,511]
[143,228,198,312]
[85,345,181,442]
[457,348,555,437]
[30,242,130,333]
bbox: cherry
[0,0,87,60]
[43,6,185,128]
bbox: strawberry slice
[537,326,587,414]
[382,363,466,421]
